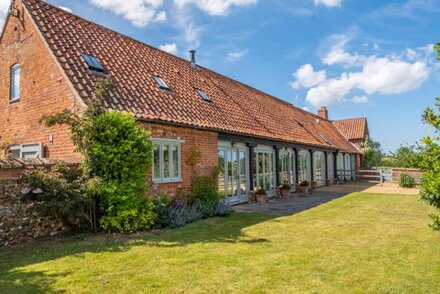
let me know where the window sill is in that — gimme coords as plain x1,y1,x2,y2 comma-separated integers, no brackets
153,179,183,184
9,98,20,104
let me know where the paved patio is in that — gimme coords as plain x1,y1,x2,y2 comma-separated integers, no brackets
233,182,420,215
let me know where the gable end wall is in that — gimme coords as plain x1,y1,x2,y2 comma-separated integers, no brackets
0,1,80,159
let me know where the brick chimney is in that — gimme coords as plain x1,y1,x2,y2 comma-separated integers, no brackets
318,107,328,119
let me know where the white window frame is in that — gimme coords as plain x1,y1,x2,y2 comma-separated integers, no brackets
10,63,21,101
9,143,44,159
152,138,183,183
153,76,170,90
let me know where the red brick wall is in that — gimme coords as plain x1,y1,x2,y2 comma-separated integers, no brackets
392,168,421,183
0,2,82,160
142,122,219,196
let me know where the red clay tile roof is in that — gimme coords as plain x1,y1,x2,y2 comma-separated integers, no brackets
22,0,359,154
333,118,369,141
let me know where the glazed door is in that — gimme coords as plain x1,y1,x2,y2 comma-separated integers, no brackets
254,151,276,196
218,148,248,203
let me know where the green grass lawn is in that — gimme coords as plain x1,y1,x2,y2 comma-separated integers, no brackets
1,192,439,293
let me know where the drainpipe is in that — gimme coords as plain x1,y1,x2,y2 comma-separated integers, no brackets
294,148,299,184
248,143,256,191
342,153,346,180
274,147,280,186
309,149,314,182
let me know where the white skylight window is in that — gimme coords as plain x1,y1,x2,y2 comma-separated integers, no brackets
319,133,331,144
197,89,211,102
153,76,170,90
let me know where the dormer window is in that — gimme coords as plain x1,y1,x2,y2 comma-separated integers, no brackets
153,76,170,90
197,89,211,102
10,64,21,101
81,53,105,72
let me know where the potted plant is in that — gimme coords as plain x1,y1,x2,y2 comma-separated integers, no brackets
255,188,267,204
325,179,332,187
300,180,310,194
310,181,317,190
296,183,302,193
281,183,291,198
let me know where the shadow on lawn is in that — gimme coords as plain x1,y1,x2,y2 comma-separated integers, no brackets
0,212,276,293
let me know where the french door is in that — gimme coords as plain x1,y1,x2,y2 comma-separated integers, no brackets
279,151,295,191
254,150,276,196
314,152,325,186
218,148,248,203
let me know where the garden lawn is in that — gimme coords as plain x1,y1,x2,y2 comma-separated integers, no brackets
1,192,439,293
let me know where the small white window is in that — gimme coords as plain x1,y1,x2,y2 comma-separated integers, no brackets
9,143,44,159
153,76,170,90
10,64,21,101
197,89,211,102
152,139,182,183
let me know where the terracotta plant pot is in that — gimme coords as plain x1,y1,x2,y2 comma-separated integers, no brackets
256,193,267,204
281,189,291,198
248,191,257,203
310,181,317,189
300,185,310,194
325,179,332,187
296,185,302,193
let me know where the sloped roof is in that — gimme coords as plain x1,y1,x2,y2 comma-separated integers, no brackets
333,118,369,141
21,0,359,154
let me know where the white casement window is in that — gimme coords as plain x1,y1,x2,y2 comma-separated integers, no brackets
10,64,21,101
9,143,44,159
152,138,183,183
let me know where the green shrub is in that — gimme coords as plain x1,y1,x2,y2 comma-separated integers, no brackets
281,183,291,190
44,79,154,233
399,173,416,188
188,175,223,217
256,188,267,195
300,180,309,187
151,192,173,228
19,164,97,232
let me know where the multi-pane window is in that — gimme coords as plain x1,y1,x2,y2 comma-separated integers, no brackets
9,143,44,159
279,152,294,185
152,139,181,183
10,64,21,101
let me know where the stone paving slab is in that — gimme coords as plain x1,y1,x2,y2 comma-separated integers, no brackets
233,191,347,215
233,182,420,215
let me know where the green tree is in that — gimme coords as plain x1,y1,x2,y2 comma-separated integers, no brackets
363,136,383,168
44,79,154,232
383,145,423,168
420,42,440,230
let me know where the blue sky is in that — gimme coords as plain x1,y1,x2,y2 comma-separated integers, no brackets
1,0,439,152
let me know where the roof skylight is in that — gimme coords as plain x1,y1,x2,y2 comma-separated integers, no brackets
81,53,105,72
197,89,212,102
153,76,170,90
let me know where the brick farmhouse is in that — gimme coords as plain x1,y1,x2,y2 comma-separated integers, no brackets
1,0,369,203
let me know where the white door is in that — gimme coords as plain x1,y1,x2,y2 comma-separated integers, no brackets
254,150,276,196
314,152,325,186
218,147,248,203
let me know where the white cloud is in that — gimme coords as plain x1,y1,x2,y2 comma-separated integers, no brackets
290,64,327,89
0,1,9,33
352,95,368,104
159,43,178,55
322,32,366,67
59,6,73,13
314,0,342,8
174,0,257,16
292,40,432,108
89,0,167,27
226,49,248,61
